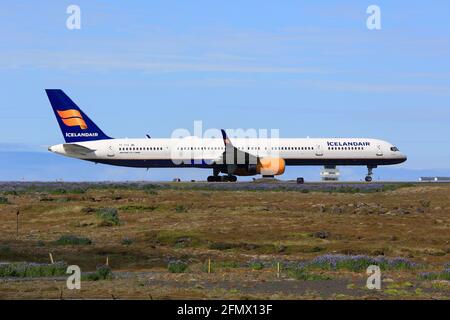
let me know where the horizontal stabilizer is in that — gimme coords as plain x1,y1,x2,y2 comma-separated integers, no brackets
62,143,96,155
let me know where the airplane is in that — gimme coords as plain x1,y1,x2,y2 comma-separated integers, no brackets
46,89,407,182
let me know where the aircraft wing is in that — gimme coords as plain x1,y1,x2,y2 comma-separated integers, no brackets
214,129,259,166
62,143,96,156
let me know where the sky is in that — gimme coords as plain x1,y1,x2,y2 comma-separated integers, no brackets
0,1,449,181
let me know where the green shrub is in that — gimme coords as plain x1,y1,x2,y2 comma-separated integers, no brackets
336,187,360,194
287,267,331,281
419,200,431,208
202,261,240,272
380,185,398,192
119,205,157,212
142,184,160,190
3,190,18,196
81,206,96,214
96,207,120,226
0,262,67,277
121,237,133,245
168,260,188,273
0,245,11,254
69,188,86,194
50,188,85,195
249,262,264,270
142,184,160,195
419,269,450,281
0,196,10,204
55,235,92,245
153,231,204,248
50,188,67,195
209,242,235,250
39,196,54,202
83,264,113,281
175,205,187,213
36,241,45,247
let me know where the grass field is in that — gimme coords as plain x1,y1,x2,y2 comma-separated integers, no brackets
0,182,449,299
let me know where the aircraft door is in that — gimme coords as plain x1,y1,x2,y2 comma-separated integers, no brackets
107,145,115,157
315,144,323,156
376,144,383,156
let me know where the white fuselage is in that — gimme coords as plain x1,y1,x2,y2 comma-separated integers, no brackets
49,137,407,169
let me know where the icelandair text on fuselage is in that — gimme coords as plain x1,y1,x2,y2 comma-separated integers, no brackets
66,132,98,138
327,141,370,147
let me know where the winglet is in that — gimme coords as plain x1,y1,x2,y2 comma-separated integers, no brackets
221,129,231,146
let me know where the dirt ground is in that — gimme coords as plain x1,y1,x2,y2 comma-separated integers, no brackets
0,182,449,299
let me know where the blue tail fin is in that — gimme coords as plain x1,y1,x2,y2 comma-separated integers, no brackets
45,89,111,143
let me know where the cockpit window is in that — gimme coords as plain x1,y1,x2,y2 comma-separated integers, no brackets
390,146,399,152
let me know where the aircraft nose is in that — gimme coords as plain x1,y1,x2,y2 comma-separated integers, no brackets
400,153,407,162
48,146,53,152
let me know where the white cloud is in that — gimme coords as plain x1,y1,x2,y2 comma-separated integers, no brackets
0,50,329,75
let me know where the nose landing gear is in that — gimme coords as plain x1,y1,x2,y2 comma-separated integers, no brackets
207,168,237,182
365,165,376,182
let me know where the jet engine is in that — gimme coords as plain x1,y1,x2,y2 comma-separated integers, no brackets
224,158,285,176
258,157,286,176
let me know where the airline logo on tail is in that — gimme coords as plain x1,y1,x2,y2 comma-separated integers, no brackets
57,109,88,130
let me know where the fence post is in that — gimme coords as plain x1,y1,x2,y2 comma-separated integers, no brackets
16,210,19,238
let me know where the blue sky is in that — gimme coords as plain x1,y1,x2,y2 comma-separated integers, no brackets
0,1,449,181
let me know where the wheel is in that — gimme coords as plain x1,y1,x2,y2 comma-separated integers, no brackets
207,176,218,182
220,175,237,182
365,176,372,182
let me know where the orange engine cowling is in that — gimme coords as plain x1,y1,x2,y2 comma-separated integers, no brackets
257,157,285,176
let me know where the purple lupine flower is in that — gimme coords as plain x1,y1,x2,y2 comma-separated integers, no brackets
308,254,416,271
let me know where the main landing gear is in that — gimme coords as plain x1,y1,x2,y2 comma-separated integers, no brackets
365,165,376,182
207,175,237,182
207,168,237,182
